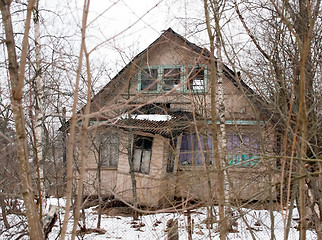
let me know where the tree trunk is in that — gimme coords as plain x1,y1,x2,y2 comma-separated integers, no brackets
60,0,89,238
203,1,226,239
32,0,44,219
71,36,92,240
0,0,44,239
127,127,139,220
0,194,10,229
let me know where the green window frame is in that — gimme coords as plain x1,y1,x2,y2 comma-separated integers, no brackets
138,66,160,93
138,65,207,93
185,65,207,93
227,133,259,167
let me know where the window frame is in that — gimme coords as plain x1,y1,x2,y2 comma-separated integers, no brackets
162,66,182,91
99,131,119,167
138,65,207,93
179,133,213,166
138,66,160,93
226,133,259,167
184,65,207,93
132,135,153,174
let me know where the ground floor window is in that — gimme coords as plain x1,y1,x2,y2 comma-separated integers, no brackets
99,132,119,167
133,135,153,174
167,138,177,172
179,133,213,165
227,133,259,167
178,132,259,167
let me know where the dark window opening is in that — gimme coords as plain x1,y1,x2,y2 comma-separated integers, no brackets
132,136,153,174
163,67,181,91
141,68,158,91
187,67,205,91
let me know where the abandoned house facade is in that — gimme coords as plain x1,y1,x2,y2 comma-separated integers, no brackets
80,28,277,207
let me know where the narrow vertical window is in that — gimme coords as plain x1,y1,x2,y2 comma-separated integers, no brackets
167,138,177,173
99,132,119,167
132,136,153,174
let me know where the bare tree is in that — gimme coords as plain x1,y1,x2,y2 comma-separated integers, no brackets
0,0,44,238
233,0,322,239
203,1,227,238
60,0,90,238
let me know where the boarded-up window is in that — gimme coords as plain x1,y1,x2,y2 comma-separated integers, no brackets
133,136,153,174
227,133,259,167
179,133,213,165
99,132,119,167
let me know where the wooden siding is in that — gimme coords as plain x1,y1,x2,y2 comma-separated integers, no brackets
80,29,277,207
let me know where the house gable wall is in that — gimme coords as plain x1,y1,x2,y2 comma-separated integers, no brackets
82,29,277,207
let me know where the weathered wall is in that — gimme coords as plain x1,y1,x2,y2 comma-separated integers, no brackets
81,30,277,207
115,133,169,207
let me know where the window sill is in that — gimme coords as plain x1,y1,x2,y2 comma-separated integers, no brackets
100,166,118,170
178,165,212,171
139,90,207,94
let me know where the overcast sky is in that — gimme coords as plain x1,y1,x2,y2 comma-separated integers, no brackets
39,0,210,76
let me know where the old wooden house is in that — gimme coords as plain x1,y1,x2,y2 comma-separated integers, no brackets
81,28,277,207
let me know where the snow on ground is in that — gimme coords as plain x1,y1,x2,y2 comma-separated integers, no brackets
0,197,318,239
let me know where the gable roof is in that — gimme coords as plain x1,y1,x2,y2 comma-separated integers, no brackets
87,28,210,110
73,28,273,130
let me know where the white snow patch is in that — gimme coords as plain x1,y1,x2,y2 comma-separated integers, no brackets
0,200,318,240
121,114,172,121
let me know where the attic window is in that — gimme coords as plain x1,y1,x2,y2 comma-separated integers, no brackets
138,65,207,93
140,68,158,91
187,67,205,91
163,67,181,91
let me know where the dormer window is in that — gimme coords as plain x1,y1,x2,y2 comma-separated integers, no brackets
138,65,207,93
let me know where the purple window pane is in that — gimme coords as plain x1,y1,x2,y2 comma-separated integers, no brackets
180,134,193,164
180,133,213,165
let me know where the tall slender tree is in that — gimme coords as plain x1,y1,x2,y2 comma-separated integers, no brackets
0,0,44,239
